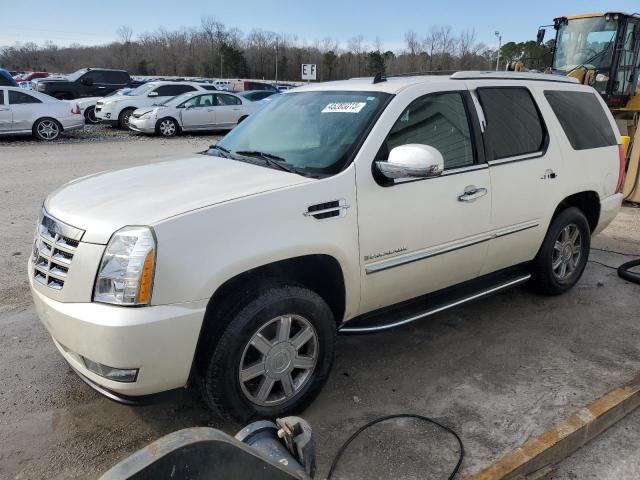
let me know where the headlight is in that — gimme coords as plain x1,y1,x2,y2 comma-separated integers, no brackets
94,226,156,306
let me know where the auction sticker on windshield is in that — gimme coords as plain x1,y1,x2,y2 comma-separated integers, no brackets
322,102,367,113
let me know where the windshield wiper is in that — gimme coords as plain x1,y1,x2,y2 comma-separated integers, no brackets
207,144,232,158
235,150,296,173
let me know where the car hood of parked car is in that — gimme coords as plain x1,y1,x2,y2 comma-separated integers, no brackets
44,154,313,243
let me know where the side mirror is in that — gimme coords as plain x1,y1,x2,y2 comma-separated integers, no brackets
536,28,546,45
81,77,94,86
376,144,444,180
148,91,159,97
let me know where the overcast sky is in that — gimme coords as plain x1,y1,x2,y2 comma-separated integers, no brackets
1,1,637,51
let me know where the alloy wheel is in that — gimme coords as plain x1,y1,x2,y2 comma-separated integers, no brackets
159,120,176,136
239,314,318,407
552,224,582,280
37,120,60,140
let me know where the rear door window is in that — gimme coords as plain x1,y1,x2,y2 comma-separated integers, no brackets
0,90,4,104
217,94,241,106
9,90,42,104
544,90,617,150
477,87,546,160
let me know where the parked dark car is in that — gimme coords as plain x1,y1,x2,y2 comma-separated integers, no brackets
34,68,131,99
0,68,18,86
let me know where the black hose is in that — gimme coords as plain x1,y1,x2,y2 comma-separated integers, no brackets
618,259,640,284
326,414,464,480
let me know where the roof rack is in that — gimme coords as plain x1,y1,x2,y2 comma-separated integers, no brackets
450,71,579,84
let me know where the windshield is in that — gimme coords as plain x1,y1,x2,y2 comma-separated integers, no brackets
553,17,618,72
67,68,90,81
211,91,390,176
129,83,158,96
161,92,195,106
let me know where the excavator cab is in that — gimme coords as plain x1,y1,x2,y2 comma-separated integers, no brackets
546,13,640,111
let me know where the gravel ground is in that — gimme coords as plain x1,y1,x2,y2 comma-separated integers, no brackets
1,135,639,479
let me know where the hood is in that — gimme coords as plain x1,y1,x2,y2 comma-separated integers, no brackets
133,106,162,116
44,155,312,244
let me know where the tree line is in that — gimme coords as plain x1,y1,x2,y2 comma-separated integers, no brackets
0,18,550,80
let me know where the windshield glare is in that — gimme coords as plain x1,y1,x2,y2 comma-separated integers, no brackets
213,91,390,176
553,17,617,71
162,92,195,106
67,68,89,81
129,83,158,96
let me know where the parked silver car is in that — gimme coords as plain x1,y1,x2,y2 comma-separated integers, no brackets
128,91,258,137
0,87,84,141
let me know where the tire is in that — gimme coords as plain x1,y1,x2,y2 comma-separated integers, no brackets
200,283,336,422
117,108,135,129
84,106,99,124
156,118,179,137
33,118,62,141
530,207,591,295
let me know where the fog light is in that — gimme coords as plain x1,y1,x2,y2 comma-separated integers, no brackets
105,113,111,118
82,357,138,383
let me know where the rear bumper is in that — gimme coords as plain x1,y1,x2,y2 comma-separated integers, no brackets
594,193,623,235
61,120,84,132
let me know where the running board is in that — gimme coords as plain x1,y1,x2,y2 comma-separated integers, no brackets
340,270,531,334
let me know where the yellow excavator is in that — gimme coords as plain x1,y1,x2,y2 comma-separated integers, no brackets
537,12,640,203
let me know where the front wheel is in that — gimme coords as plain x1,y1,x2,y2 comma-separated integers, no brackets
118,108,135,129
200,283,336,422
84,106,99,124
530,207,590,295
156,118,179,137
33,118,61,141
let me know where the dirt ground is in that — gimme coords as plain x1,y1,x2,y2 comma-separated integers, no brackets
1,130,639,479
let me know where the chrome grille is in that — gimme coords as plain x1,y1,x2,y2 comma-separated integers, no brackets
32,210,85,290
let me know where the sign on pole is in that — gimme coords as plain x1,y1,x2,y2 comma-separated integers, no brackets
301,64,317,81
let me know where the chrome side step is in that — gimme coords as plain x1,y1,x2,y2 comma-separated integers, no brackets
340,273,531,334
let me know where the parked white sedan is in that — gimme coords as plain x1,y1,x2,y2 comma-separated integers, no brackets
0,87,83,141
129,91,258,137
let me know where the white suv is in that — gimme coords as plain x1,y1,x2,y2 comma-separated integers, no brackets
95,81,217,128
30,71,624,421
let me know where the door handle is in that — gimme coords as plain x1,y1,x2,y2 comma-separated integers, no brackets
458,186,488,202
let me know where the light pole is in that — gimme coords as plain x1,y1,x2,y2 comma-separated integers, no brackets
495,31,502,71
275,36,279,84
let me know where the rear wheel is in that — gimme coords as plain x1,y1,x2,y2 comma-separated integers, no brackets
200,283,336,422
156,118,179,137
118,108,135,129
33,118,61,141
530,207,590,295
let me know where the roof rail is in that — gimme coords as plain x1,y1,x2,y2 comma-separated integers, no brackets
450,71,579,84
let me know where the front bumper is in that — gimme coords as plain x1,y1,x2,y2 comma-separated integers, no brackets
30,273,207,397
95,106,118,126
128,116,157,134
594,193,623,235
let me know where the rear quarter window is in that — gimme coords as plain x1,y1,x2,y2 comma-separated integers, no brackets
544,90,617,150
477,87,546,160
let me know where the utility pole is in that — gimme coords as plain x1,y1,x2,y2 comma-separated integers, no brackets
275,36,279,84
495,31,502,71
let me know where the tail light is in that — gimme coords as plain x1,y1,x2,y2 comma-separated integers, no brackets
616,143,626,193
71,104,81,115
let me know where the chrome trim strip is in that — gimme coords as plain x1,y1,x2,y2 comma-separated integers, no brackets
340,274,531,333
365,221,540,274
488,151,543,165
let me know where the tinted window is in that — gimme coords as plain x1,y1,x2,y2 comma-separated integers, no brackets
217,94,241,106
9,90,42,104
383,92,475,170
0,91,3,104
544,90,617,150
477,87,545,160
102,71,126,84
201,85,217,91
155,85,196,96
